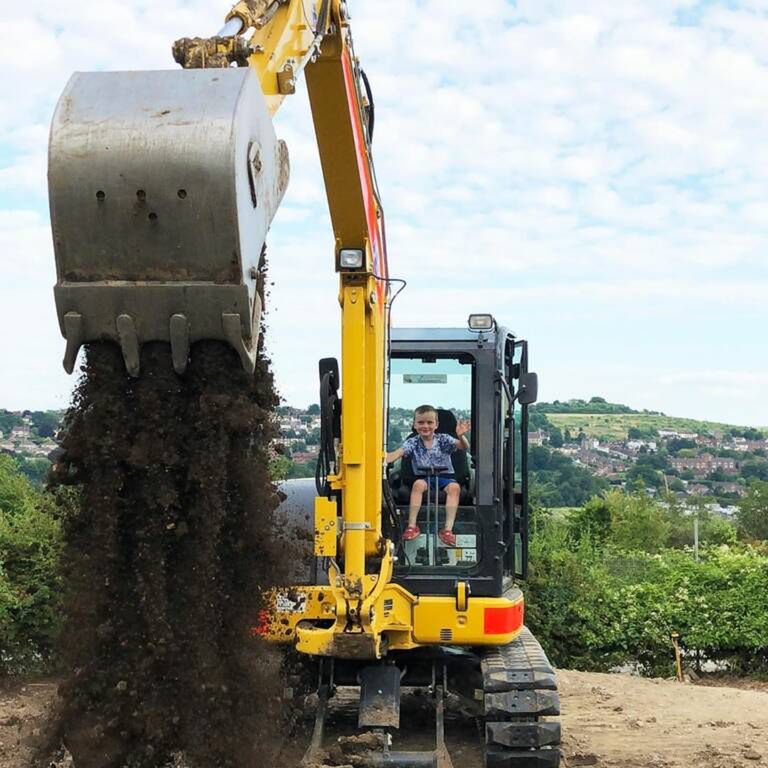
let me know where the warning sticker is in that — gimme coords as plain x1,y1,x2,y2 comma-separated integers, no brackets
403,374,448,384
275,592,307,614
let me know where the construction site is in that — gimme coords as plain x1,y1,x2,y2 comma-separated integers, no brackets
1,1,767,767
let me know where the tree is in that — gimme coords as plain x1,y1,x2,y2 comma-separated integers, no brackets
605,490,670,553
628,426,658,440
549,426,564,448
736,481,768,541
16,457,50,487
0,456,62,672
0,410,22,437
269,454,292,481
0,456,38,517
626,463,663,490
529,447,608,507
741,460,768,482
27,411,61,439
568,496,611,545
667,438,696,454
307,403,320,415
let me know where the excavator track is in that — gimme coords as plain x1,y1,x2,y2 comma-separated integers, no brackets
480,627,561,767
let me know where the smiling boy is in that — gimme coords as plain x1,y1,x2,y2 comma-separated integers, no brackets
386,404,470,546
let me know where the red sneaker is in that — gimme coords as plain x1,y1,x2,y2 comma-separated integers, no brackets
402,525,421,541
438,528,456,547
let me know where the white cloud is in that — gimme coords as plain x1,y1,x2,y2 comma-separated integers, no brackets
0,0,767,425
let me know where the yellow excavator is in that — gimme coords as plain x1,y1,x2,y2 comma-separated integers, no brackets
48,2,560,765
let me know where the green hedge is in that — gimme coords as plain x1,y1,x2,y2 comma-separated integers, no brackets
525,524,768,674
0,456,63,673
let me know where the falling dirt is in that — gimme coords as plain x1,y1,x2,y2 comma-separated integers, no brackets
39,340,296,767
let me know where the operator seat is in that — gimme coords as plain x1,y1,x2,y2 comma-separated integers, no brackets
390,408,472,505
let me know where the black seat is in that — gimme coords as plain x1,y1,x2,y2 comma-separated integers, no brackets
390,408,472,505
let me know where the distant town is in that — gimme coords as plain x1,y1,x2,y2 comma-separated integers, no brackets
2,401,766,515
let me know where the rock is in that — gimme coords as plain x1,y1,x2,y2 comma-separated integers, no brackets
684,667,700,682
743,750,762,761
0,715,20,727
570,753,600,766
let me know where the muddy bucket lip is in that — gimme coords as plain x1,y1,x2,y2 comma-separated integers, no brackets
54,283,260,376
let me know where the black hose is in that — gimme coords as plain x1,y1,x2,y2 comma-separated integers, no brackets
360,68,374,140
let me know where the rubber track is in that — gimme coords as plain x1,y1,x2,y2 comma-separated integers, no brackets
480,627,561,767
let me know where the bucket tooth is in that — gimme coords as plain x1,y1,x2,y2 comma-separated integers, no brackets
170,314,190,375
222,312,257,374
62,312,84,374
116,314,141,377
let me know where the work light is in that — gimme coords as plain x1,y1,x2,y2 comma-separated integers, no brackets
468,314,495,331
339,249,365,269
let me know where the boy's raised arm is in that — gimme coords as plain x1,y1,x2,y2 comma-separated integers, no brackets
455,419,471,451
386,446,404,464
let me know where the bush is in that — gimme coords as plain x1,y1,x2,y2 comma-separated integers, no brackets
525,500,768,675
736,481,768,540
0,456,63,673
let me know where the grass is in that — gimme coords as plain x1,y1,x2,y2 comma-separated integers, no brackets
547,413,752,441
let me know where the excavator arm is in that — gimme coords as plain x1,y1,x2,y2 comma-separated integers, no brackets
50,0,392,655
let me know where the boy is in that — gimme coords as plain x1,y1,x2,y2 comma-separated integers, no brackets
386,404,470,547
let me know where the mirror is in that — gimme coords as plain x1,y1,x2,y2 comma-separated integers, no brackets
517,372,538,405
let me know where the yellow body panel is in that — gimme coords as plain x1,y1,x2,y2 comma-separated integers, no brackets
241,1,329,113
261,585,524,653
314,496,338,557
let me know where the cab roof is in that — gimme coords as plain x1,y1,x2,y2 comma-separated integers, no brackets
390,327,499,342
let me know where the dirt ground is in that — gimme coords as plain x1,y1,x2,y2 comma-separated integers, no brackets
2,670,767,767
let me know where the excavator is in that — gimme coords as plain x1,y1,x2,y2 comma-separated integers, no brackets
48,1,561,765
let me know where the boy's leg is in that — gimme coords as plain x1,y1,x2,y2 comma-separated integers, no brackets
443,482,461,531
408,479,427,528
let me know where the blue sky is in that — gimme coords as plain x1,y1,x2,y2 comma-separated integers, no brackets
1,0,767,425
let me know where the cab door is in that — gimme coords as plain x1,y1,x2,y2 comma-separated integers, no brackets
502,338,531,581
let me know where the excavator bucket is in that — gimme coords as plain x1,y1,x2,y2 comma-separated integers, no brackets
49,67,289,376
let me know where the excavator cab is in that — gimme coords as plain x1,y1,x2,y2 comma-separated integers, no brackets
387,320,536,592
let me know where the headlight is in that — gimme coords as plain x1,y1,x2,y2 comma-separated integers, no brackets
468,313,495,331
339,248,364,269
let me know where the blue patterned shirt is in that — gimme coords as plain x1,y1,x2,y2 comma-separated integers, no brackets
402,433,458,475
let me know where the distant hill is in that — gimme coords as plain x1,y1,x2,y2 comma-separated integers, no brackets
531,399,765,441
532,397,662,416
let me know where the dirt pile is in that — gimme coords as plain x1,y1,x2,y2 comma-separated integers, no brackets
45,340,293,767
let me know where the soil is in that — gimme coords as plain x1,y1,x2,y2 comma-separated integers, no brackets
40,340,296,767
6,671,766,767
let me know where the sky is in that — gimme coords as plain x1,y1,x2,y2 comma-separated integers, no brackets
1,0,767,425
